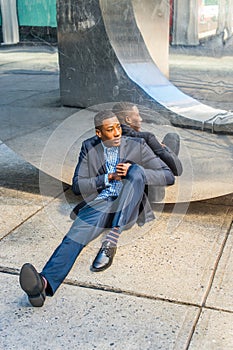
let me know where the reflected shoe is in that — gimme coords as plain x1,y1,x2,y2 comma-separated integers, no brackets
148,185,165,203
162,132,180,155
19,263,46,307
91,241,117,272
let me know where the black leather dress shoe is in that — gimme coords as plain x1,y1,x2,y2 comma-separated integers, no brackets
19,263,46,307
91,241,117,272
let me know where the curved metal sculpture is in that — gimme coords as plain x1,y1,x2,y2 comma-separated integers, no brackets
0,0,232,203
57,0,233,134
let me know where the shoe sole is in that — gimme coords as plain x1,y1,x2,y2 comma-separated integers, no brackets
19,263,45,307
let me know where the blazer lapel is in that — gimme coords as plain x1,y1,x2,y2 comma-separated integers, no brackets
95,138,106,173
119,137,127,162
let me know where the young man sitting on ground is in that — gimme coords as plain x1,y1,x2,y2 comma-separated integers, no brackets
19,110,175,307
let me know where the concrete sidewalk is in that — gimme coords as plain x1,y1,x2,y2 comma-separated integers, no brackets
0,45,233,349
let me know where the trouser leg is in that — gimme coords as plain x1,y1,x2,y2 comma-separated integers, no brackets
92,165,151,271
111,164,149,229
41,237,84,296
41,199,113,295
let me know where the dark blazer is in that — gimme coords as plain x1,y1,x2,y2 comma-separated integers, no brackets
70,135,174,222
72,135,175,199
121,124,183,176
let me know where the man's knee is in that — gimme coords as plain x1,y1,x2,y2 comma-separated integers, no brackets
126,164,145,184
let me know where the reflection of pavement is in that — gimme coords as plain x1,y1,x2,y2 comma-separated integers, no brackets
169,43,233,112
0,45,233,349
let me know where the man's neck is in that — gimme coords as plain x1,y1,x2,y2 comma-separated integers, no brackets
101,141,120,149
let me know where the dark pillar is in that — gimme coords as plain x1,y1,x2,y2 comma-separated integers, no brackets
57,0,164,109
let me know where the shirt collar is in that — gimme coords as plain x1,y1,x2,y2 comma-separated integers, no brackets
101,141,119,151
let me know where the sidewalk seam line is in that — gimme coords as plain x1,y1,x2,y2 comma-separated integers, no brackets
1,266,233,315
201,213,232,307
185,213,233,349
0,186,69,241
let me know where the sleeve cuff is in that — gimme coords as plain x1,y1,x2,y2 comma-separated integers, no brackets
105,174,110,187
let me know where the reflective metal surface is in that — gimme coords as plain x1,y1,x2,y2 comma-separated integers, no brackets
0,1,233,202
0,47,232,203
57,0,233,133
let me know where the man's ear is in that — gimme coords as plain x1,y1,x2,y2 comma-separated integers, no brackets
125,116,131,125
96,128,101,138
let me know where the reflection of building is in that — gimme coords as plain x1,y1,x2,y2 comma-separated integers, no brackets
0,0,57,44
170,0,233,45
171,0,199,45
0,0,19,44
216,0,233,39
198,0,219,38
0,1,232,46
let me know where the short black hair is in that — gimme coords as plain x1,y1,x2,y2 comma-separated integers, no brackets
112,102,136,123
94,110,117,129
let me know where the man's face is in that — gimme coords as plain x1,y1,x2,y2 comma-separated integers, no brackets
96,116,122,147
126,105,142,132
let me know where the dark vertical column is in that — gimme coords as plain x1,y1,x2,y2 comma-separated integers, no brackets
57,0,124,107
56,0,162,109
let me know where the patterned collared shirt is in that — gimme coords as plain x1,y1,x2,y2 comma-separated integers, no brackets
96,143,123,199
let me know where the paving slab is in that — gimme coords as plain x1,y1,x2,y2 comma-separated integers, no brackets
0,187,232,306
0,143,42,239
189,308,233,350
0,273,199,350
206,224,233,312
68,200,233,305
0,190,77,269
0,143,68,239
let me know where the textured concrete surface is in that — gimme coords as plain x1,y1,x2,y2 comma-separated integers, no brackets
206,225,233,312
1,273,199,350
0,140,233,349
1,191,232,306
0,143,42,239
189,309,233,350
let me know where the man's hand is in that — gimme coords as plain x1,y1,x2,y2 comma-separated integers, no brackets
108,173,122,181
116,162,132,177
108,163,132,181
